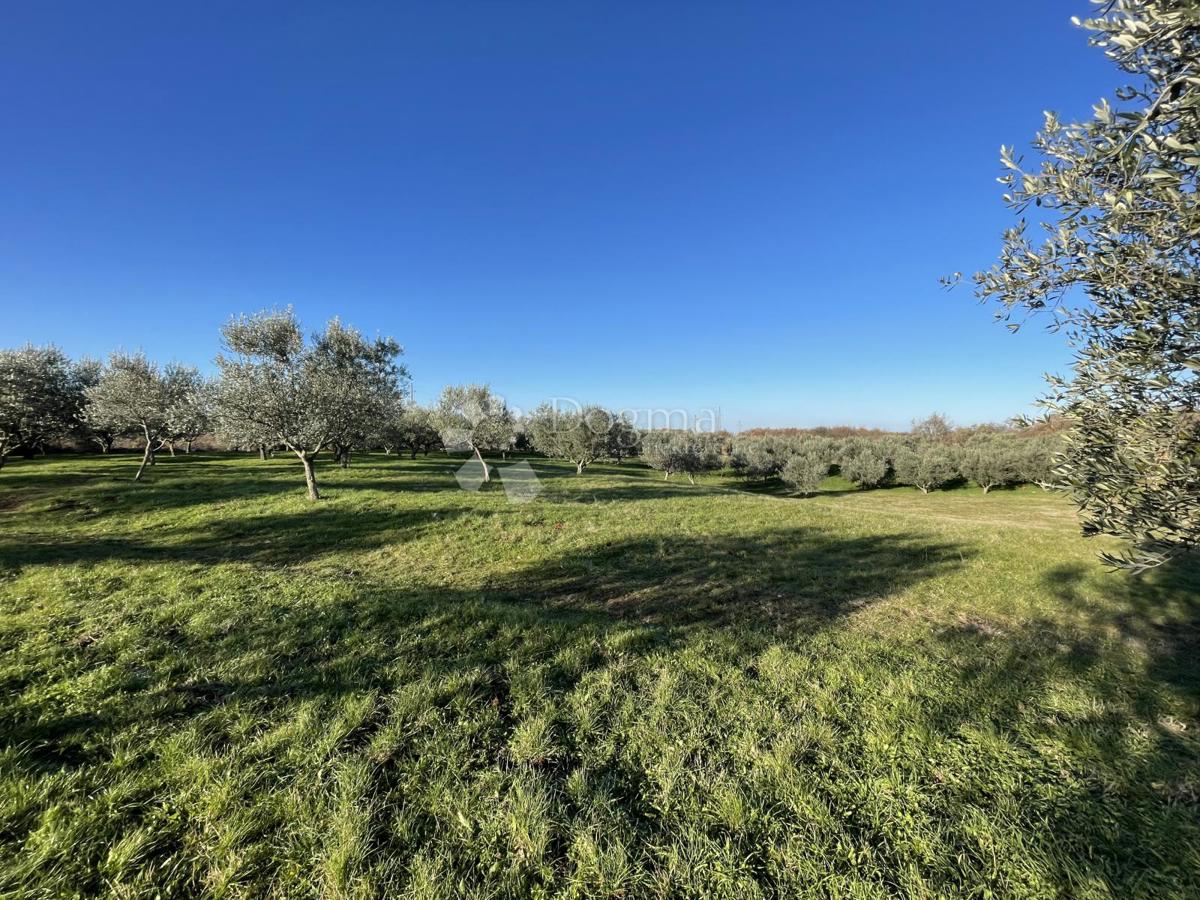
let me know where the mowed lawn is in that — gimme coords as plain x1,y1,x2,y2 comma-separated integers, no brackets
1,454,1198,899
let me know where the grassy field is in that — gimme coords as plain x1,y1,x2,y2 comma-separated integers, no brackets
1,453,1198,898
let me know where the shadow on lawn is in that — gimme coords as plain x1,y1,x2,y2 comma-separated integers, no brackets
0,452,469,512
1044,554,1200,700
5,525,970,743
915,555,1200,893
0,505,473,569
6,518,1200,893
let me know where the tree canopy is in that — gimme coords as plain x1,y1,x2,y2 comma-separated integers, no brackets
966,0,1199,570
0,345,89,469
214,308,406,499
433,385,515,482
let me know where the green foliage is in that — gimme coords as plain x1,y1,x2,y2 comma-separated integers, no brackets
892,442,959,494
968,0,1200,570
780,451,829,496
641,431,720,484
528,405,642,471
377,404,441,458
605,413,641,463
1,454,1197,896
957,439,1023,493
214,308,406,498
0,345,91,466
838,439,891,489
433,384,515,455
85,353,199,480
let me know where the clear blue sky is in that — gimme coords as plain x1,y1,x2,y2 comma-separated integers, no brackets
0,1,1113,430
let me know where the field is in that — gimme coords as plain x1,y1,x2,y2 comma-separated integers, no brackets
1,453,1198,898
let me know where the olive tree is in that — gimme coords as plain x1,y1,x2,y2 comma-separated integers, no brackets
963,0,1199,570
163,371,215,454
730,435,789,480
891,443,959,494
86,353,195,481
839,441,889,489
0,345,90,468
379,405,441,458
781,451,828,496
606,413,641,463
958,441,1020,494
72,357,123,453
1017,436,1061,491
433,384,514,482
527,403,615,474
641,431,719,484
214,309,405,500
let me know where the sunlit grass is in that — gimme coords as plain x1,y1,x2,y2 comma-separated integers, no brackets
2,452,1198,897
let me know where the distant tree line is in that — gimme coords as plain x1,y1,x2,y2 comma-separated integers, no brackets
635,415,1062,496
0,337,1065,503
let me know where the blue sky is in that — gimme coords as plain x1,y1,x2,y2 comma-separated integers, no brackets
0,1,1113,430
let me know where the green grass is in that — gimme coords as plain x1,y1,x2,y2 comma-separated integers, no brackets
1,452,1198,898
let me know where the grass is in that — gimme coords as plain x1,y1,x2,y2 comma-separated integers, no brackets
1,452,1198,898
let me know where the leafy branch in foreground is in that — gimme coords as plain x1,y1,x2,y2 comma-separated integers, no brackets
967,0,1199,571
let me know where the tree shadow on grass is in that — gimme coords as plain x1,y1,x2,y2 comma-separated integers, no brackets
910,555,1200,895
0,505,474,571
4,525,970,748
1042,553,1200,702
8,524,1200,894
0,454,308,517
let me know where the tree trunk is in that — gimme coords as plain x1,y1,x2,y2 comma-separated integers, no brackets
576,461,585,475
473,446,490,482
259,444,268,460
299,452,319,500
134,439,154,481
982,484,992,494
410,448,418,460
167,441,176,457
687,473,696,485
664,470,670,480
185,440,193,453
